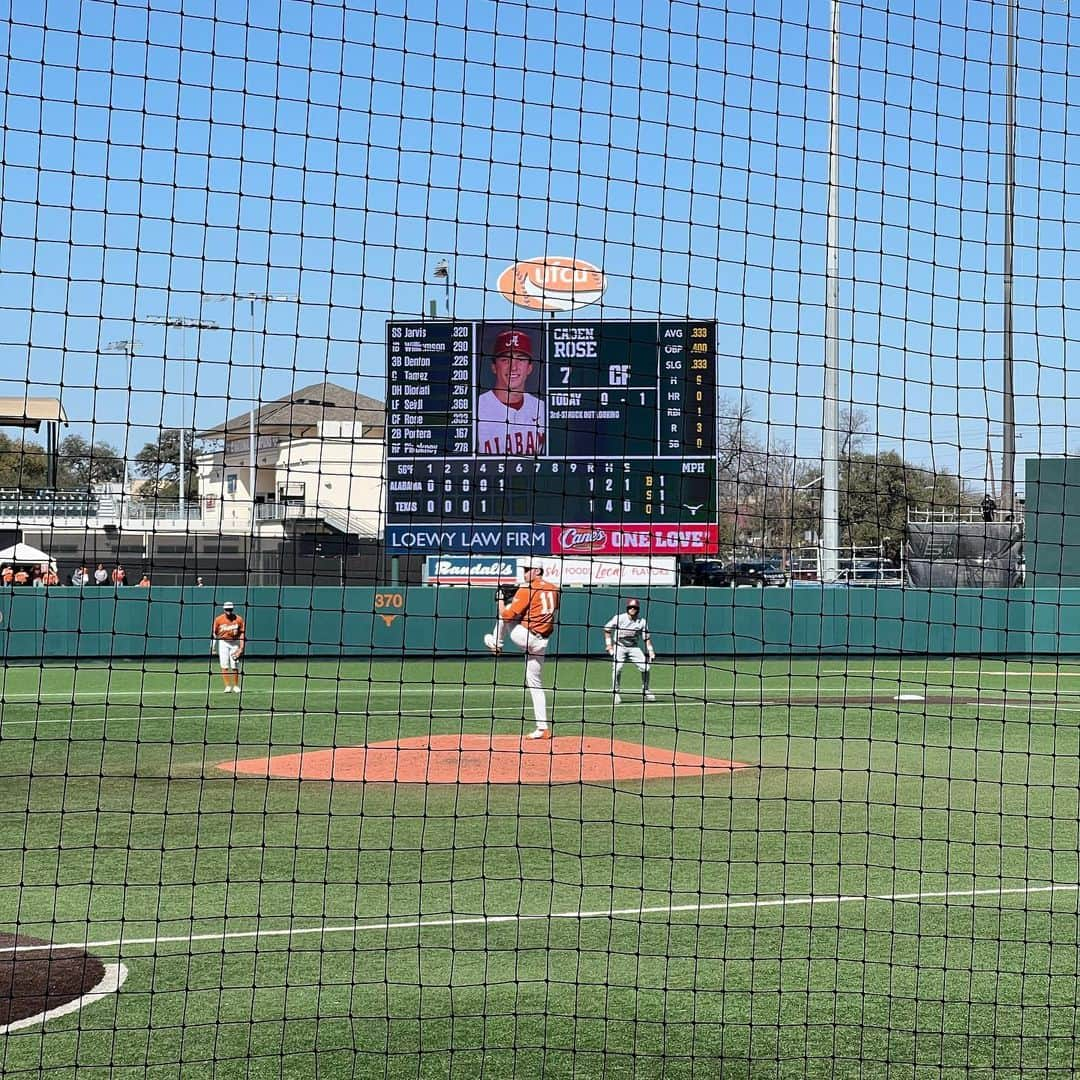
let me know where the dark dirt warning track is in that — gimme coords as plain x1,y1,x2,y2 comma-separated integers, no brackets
219,735,747,785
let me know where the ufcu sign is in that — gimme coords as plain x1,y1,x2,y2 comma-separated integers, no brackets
496,257,606,312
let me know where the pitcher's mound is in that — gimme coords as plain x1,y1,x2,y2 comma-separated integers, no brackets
219,735,746,785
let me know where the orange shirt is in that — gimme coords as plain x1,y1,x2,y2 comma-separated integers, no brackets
501,579,560,637
212,613,246,641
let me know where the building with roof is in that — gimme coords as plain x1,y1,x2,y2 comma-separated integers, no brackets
194,381,386,539
0,383,395,586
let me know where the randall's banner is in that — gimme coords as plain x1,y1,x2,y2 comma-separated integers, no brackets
424,556,518,585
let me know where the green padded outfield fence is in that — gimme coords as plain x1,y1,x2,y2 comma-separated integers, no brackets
0,586,1074,659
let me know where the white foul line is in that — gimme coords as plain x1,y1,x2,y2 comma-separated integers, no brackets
3,883,1076,958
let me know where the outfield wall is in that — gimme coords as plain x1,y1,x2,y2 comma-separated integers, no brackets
0,586,1073,659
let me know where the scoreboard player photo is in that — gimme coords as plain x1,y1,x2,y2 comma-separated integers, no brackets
475,326,547,456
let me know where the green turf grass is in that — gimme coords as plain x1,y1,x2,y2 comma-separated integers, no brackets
2,657,1079,1079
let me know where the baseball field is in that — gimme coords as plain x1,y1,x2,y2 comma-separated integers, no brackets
2,654,1079,1079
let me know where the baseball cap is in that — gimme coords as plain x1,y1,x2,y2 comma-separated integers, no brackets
223,601,235,610
493,329,533,359
626,598,640,609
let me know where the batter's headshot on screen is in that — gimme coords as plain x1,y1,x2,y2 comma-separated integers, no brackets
475,326,547,456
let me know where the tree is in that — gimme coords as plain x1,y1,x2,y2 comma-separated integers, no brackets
714,396,768,552
134,429,199,499
839,450,963,549
0,432,48,490
56,435,125,489
839,407,871,459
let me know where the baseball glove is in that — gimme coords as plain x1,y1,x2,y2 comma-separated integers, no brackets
498,583,519,602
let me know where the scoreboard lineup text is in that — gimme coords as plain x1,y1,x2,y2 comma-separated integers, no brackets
386,320,718,554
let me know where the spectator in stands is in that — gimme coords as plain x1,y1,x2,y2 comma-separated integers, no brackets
44,567,58,586
195,576,205,587
137,573,151,587
111,565,127,587
13,567,29,585
31,566,43,587
93,563,108,585
1,565,12,586
71,565,89,586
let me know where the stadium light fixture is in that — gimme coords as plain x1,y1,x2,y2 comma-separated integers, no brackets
143,315,220,516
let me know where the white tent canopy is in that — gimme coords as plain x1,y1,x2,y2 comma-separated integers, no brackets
0,542,57,571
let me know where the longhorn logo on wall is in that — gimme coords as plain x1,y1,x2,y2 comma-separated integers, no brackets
496,257,606,312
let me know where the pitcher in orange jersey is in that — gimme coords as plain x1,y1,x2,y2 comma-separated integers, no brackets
211,601,246,695
483,563,560,740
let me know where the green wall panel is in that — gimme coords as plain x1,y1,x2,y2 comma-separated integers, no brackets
0,585,1075,659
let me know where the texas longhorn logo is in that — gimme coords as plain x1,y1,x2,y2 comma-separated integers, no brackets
496,257,606,313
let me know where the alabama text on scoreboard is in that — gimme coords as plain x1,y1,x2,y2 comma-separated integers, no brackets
385,319,718,554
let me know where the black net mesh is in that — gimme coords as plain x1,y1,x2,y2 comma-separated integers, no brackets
0,3,1075,1079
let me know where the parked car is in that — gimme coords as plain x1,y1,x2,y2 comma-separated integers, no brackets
836,559,903,586
683,559,787,587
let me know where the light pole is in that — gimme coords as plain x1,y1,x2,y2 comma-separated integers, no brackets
1000,0,1018,514
821,0,842,584
432,259,451,317
144,315,219,515
102,338,142,496
202,292,298,515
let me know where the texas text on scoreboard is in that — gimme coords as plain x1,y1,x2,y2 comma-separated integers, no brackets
385,319,718,555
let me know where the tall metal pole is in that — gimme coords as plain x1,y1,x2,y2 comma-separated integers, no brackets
179,324,187,513
102,338,142,498
249,297,257,510
203,292,297,521
999,0,1017,515
144,315,219,514
821,0,842,582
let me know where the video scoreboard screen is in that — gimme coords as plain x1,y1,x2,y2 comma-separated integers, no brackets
385,319,718,555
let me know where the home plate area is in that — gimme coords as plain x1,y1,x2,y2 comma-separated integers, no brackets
219,735,747,785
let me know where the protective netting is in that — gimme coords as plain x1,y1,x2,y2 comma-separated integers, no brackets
1,2,1078,1079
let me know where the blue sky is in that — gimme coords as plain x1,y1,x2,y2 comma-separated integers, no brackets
0,0,1076,491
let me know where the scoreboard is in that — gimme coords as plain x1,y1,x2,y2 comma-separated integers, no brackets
385,319,718,555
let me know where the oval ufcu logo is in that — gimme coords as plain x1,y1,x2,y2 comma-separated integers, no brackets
497,257,606,312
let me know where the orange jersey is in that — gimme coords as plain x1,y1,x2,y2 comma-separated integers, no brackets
502,579,560,637
212,613,246,641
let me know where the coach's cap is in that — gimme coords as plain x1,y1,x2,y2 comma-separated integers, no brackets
222,601,235,610
493,329,533,359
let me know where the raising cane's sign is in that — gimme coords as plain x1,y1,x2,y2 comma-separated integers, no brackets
552,525,719,556
496,256,606,312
